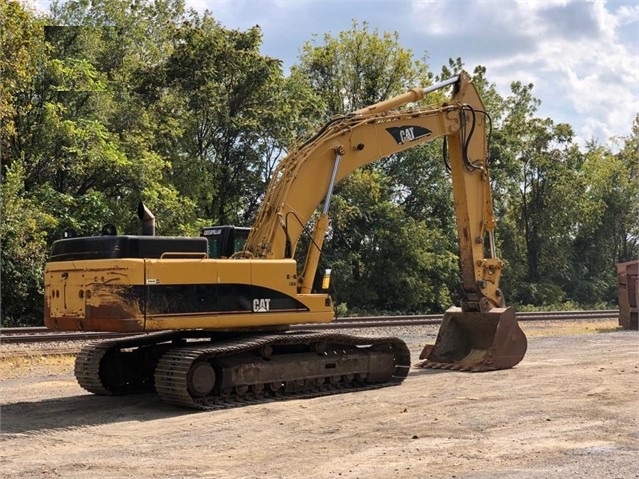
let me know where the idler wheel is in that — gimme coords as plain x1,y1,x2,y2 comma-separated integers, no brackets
187,361,216,398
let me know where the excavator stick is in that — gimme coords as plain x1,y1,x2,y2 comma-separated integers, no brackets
416,306,527,372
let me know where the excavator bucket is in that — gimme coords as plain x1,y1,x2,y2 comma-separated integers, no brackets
416,306,527,371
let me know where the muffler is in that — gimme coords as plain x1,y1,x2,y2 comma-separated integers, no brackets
416,306,527,371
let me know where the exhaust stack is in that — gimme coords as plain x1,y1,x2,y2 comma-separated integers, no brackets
137,202,156,236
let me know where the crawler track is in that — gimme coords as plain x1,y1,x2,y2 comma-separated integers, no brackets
71,330,411,410
154,331,410,410
74,331,207,395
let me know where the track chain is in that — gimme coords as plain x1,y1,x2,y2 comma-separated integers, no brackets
74,331,189,395
154,331,411,410
75,341,113,395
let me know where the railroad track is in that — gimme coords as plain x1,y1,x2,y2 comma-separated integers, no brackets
1,310,619,345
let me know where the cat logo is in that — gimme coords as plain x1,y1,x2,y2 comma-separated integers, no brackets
252,298,271,312
386,125,432,145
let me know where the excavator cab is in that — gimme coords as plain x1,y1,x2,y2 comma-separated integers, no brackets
418,306,527,371
201,226,251,259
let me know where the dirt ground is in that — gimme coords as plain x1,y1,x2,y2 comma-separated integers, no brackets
1,321,638,479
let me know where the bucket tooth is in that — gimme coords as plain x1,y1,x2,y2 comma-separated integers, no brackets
416,306,527,371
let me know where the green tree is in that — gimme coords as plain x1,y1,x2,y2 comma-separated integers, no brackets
1,0,46,173
494,80,587,306
294,20,431,115
139,13,319,226
1,0,198,324
1,1,53,325
327,169,457,313
569,121,639,304
45,0,197,235
1,161,56,326
294,22,464,313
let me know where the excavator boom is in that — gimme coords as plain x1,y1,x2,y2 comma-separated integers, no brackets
241,73,526,370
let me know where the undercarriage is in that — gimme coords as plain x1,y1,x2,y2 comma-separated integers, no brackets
75,330,411,410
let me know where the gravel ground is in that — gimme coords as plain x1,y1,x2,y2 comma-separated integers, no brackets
1,319,637,479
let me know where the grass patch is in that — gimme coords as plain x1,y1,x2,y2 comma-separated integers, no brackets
521,320,622,337
0,354,76,380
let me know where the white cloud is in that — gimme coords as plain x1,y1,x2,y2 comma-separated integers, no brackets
404,0,638,148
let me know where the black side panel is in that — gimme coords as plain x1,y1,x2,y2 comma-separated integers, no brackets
146,284,309,315
49,236,208,262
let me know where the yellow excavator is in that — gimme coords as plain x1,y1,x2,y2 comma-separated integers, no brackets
44,72,527,409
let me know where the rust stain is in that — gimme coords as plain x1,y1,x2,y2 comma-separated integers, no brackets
45,284,145,333
84,284,144,332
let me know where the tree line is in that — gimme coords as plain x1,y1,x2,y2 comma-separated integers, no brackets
2,0,637,326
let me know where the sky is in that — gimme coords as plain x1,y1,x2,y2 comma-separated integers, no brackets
193,0,639,150
35,0,639,150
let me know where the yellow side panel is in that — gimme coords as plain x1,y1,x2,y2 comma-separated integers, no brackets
143,258,298,293
144,258,225,285
249,259,298,296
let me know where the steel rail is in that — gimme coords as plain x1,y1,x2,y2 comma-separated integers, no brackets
0,310,619,345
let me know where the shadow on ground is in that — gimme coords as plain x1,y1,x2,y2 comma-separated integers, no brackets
0,393,194,434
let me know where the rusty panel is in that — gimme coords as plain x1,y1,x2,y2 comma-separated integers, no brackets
44,259,146,332
617,260,638,330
